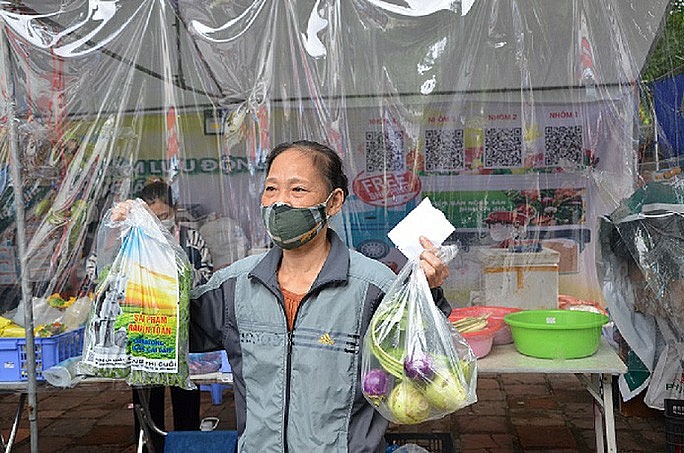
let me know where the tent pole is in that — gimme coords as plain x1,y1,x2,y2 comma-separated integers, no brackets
0,28,39,453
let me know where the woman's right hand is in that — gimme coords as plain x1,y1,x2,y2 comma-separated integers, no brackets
111,200,135,221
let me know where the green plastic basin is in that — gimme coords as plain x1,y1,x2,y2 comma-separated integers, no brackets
503,309,609,359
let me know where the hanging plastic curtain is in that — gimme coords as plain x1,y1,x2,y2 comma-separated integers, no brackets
0,0,677,416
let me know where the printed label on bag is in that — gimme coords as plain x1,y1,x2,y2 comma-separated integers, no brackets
82,227,180,374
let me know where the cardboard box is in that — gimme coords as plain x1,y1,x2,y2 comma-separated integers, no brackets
541,238,579,274
478,247,560,309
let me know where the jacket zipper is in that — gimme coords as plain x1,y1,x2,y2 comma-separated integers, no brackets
272,288,292,453
281,292,311,453
283,330,293,453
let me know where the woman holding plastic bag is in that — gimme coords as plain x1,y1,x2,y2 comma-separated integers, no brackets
79,180,213,452
189,140,453,453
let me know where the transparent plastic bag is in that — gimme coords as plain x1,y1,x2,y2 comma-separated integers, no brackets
362,245,477,424
188,351,223,375
43,356,83,388
77,199,194,389
388,444,430,453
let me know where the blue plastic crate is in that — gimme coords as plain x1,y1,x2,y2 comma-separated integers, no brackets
0,327,84,382
220,350,231,373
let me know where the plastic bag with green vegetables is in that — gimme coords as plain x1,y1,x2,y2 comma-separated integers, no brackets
361,245,476,424
77,199,194,389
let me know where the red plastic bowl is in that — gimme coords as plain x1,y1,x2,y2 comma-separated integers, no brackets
449,309,505,358
450,306,522,345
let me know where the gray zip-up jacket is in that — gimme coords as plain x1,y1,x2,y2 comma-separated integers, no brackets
189,230,451,452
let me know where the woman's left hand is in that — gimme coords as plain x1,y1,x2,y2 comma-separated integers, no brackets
418,236,450,288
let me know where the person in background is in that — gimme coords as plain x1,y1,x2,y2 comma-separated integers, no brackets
89,179,213,452
189,140,452,452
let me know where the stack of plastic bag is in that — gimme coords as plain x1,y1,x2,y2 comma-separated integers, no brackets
597,179,684,409
77,199,194,389
361,245,477,424
44,356,84,388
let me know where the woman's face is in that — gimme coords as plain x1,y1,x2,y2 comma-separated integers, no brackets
261,148,330,208
147,199,174,221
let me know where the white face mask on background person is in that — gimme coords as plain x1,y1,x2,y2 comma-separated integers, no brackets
160,216,176,232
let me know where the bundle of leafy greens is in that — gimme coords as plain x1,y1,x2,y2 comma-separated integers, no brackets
77,200,194,389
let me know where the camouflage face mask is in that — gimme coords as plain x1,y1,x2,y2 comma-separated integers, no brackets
261,193,333,250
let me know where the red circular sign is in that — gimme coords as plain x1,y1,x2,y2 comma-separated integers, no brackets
352,171,421,207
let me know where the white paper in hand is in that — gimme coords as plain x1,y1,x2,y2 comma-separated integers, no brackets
387,197,455,260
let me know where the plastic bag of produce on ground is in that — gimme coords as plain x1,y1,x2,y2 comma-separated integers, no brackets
77,199,194,389
362,245,477,424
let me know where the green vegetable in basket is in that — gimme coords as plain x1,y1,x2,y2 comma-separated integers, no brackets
451,314,489,333
35,322,66,337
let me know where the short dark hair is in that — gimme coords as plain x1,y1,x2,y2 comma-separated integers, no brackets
137,179,175,207
265,140,349,199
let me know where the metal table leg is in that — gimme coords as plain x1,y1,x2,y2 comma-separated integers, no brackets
593,392,605,453
576,373,618,453
601,373,618,453
3,392,26,453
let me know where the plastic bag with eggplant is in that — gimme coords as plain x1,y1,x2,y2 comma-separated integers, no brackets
361,245,477,424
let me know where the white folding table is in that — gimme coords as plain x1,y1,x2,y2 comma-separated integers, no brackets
477,338,627,453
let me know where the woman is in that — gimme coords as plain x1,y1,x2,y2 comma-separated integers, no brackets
189,140,452,452
104,179,214,451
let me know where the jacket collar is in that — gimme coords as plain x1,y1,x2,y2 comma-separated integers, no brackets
249,229,350,295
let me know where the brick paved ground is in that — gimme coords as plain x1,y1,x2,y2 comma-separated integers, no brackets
0,373,668,452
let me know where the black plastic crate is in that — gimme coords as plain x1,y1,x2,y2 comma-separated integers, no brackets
385,432,455,453
666,399,684,453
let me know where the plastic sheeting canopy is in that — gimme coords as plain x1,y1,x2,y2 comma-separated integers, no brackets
0,0,672,316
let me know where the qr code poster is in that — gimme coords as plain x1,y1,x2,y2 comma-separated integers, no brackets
345,100,608,182
348,106,469,177
410,101,608,176
363,127,406,174
346,110,423,208
423,128,466,173
343,109,424,263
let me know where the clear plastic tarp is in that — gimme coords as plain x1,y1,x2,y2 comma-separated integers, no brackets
3,0,684,443
1,0,671,317
600,179,684,339
1,2,681,416
597,178,684,408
